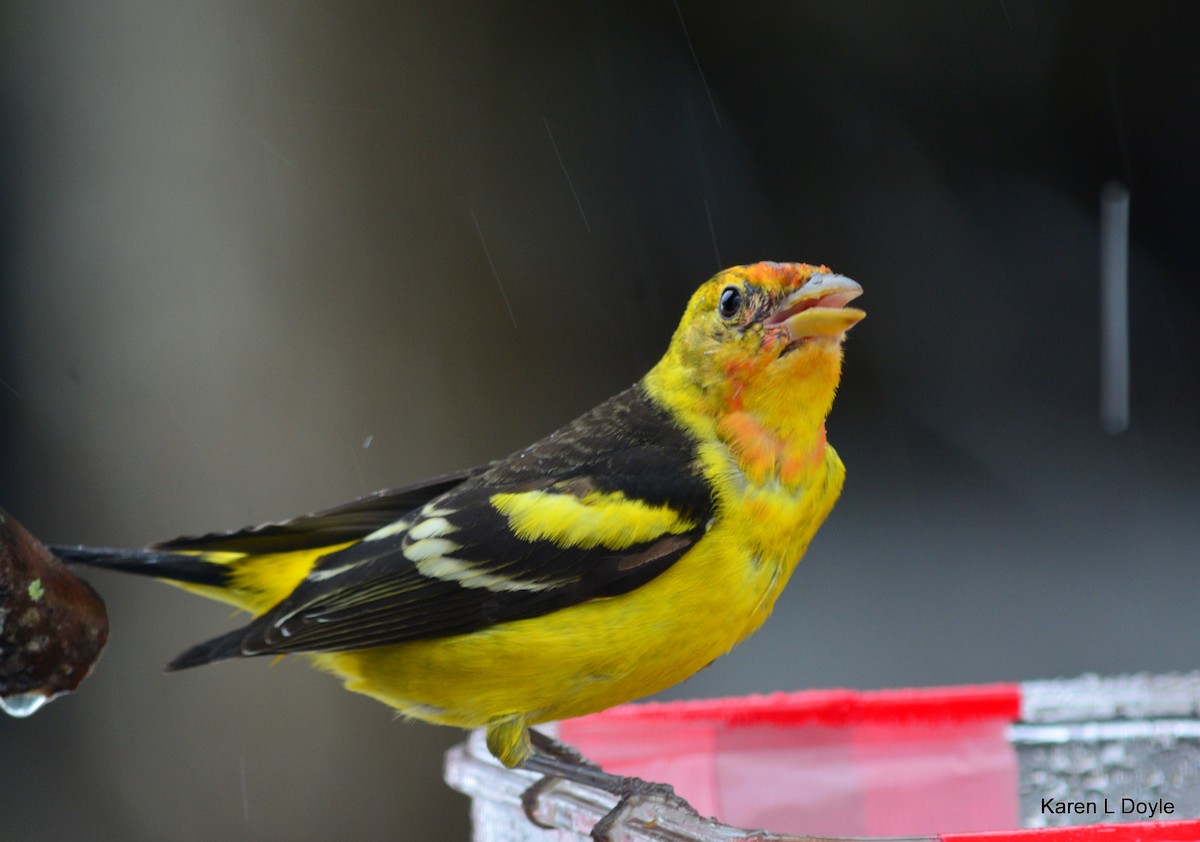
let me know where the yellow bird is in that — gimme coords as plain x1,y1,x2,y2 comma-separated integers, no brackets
57,261,863,771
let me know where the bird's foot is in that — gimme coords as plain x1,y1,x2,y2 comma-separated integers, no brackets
519,729,700,841
589,776,698,841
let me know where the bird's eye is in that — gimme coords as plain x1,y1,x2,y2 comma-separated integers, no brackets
718,286,743,320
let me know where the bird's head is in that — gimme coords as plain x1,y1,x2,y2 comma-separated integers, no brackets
648,262,864,459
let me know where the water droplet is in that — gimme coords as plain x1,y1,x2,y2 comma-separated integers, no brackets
0,691,52,717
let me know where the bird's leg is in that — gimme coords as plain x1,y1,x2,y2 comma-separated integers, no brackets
528,727,602,770
520,728,701,841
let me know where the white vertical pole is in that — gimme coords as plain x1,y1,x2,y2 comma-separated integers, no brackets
1100,182,1130,434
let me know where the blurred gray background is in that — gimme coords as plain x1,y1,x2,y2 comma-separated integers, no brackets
2,2,1197,840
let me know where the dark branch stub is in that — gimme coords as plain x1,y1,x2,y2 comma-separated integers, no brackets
0,508,109,716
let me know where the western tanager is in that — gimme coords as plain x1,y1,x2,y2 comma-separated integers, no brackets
57,261,863,772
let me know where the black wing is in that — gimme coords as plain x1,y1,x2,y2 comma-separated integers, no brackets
170,384,713,668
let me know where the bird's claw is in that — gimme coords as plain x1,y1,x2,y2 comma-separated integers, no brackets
520,775,563,830
522,770,700,841
589,777,699,840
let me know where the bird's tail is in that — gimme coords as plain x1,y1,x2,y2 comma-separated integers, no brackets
53,545,258,671
57,539,339,618
51,545,232,590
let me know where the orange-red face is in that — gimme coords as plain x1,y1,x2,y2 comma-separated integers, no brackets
668,262,864,410
645,261,864,482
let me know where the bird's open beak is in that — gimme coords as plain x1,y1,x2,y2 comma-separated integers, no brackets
763,274,865,342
